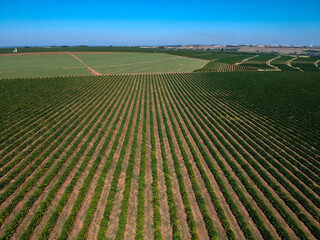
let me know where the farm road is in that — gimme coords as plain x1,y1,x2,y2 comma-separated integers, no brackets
70,54,101,76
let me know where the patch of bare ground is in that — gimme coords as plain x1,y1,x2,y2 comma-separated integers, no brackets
157,84,209,240
151,97,171,240
0,79,119,237
143,85,154,240
47,79,136,240
154,88,191,240
287,56,301,71
235,55,259,66
104,83,142,240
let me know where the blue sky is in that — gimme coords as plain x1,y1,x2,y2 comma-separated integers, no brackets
1,0,320,46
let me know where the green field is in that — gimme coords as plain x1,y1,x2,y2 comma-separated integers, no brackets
0,53,208,79
75,52,208,74
0,54,90,79
0,72,320,239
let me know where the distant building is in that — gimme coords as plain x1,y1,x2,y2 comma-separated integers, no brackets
13,48,17,53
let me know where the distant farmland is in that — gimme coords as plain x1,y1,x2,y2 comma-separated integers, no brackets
0,52,208,79
0,71,319,239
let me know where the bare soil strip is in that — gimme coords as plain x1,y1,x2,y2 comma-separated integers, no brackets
86,79,137,240
151,84,172,240
287,56,302,71
144,97,154,239
235,55,259,65
49,77,137,240
124,81,145,240
267,56,281,70
154,82,192,240
70,54,101,76
157,78,209,240
104,79,142,240
159,76,233,238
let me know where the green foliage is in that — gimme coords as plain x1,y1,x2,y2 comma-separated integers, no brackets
1,71,320,240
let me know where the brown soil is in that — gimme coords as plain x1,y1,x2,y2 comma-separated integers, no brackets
49,78,136,240
151,82,172,240
158,84,209,240
144,84,154,240
160,79,229,238
0,80,111,203
154,86,191,240
105,82,142,239
166,75,262,239
86,81,138,240
124,82,147,240
0,77,118,238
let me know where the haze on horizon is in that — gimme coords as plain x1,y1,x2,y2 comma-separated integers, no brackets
1,0,320,47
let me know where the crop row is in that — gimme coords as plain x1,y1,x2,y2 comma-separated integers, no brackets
0,76,106,168
135,77,148,239
163,74,282,239
194,75,320,176
0,76,130,239
51,75,136,240
154,76,219,239
97,78,142,239
168,73,320,239
0,76,97,143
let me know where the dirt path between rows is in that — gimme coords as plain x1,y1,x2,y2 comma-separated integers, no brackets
70,54,101,76
287,56,302,71
235,55,259,66
267,56,281,71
